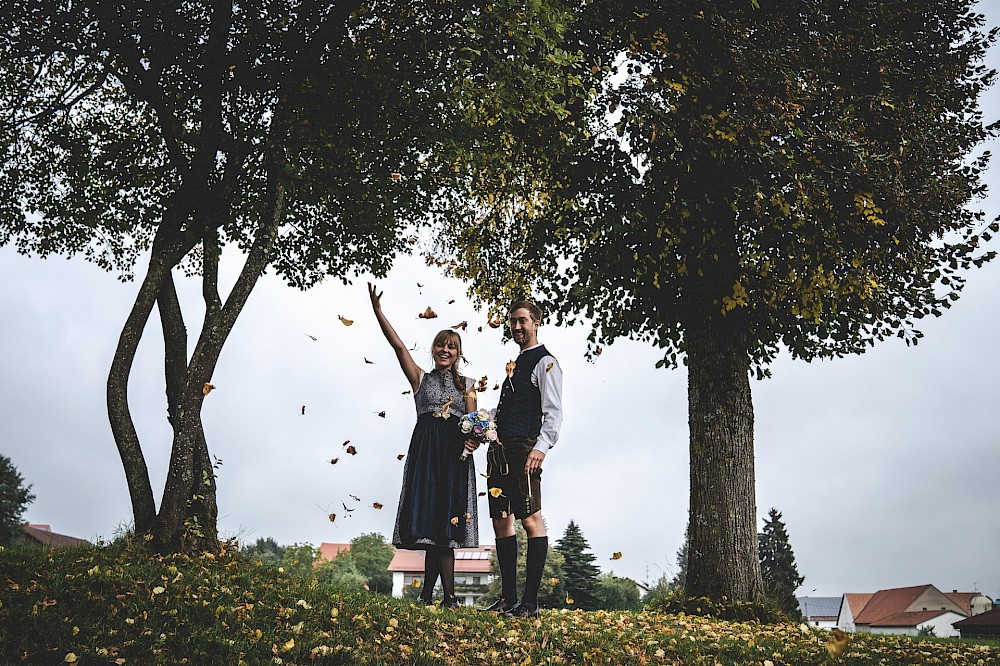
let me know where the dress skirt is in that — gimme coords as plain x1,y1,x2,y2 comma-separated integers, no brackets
392,412,479,549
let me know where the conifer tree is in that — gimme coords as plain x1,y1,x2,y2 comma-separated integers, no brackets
758,508,804,616
554,520,601,611
0,455,34,546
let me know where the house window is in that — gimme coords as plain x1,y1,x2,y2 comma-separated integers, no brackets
473,577,481,585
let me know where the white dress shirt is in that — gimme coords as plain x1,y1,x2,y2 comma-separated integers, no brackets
520,342,563,455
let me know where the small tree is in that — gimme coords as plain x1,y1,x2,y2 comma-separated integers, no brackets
277,543,319,579
554,520,601,611
0,455,35,546
316,553,369,590
596,573,642,611
758,508,804,617
241,537,284,567
345,533,394,595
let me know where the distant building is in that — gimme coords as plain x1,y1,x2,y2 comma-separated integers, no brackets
387,545,495,606
797,596,841,628
16,524,90,548
953,607,1000,639
836,584,986,637
317,542,352,562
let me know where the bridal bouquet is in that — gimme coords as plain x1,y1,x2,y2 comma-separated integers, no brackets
458,408,497,461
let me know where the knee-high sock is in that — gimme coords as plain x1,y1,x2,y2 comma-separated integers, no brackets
522,536,548,607
437,547,456,601
421,549,442,601
495,534,518,603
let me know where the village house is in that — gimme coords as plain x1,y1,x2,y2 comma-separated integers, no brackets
16,524,90,548
387,546,494,606
836,584,992,637
797,596,841,628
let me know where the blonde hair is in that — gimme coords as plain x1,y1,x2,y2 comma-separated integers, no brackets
432,329,467,392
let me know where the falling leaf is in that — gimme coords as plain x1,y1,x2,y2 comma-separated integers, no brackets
450,516,460,526
306,334,318,341
545,362,554,372
372,502,383,510
346,445,357,455
488,316,503,328
505,360,516,378
342,440,351,447
328,513,336,523
301,405,306,415
329,458,339,465
364,357,375,364
476,376,489,392
492,383,500,390
397,454,405,460
408,341,418,351
338,315,354,326
489,487,504,498
610,552,622,561
478,491,487,497
410,579,421,588
550,577,560,586
594,346,604,356
448,299,456,304
826,628,850,658
451,320,468,330
477,326,483,332
349,494,361,502
343,502,355,513
418,306,438,319
377,411,387,418
566,594,574,605
402,390,412,395
202,383,215,396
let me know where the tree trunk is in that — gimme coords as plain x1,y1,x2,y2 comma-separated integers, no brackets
683,306,764,602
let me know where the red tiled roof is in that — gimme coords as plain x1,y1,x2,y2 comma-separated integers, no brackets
18,524,90,548
388,546,494,574
853,585,933,625
945,592,978,615
953,607,1000,627
843,593,874,619
870,610,953,628
317,543,351,562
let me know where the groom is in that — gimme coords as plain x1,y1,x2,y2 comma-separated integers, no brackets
484,300,563,618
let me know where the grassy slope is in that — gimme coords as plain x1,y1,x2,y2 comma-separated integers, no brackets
1,543,998,665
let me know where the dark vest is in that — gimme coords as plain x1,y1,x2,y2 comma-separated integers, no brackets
496,345,553,440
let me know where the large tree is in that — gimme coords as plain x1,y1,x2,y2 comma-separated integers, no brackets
0,0,582,552
758,508,804,617
446,0,997,601
0,455,35,546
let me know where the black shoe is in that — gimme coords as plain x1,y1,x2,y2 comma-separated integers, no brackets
502,602,539,618
444,596,462,609
479,598,518,613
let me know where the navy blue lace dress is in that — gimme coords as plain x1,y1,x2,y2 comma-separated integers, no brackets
391,369,479,550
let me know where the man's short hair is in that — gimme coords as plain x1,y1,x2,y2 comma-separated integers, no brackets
508,300,543,323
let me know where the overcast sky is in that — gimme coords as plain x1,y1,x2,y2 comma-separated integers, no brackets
3,5,1000,602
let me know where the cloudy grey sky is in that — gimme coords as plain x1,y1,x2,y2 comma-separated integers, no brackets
3,4,1000,602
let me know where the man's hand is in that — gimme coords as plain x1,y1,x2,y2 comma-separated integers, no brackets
525,449,545,474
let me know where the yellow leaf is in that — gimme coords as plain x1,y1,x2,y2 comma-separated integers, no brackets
489,487,504,498
338,315,354,326
282,638,295,652
64,654,78,664
550,577,559,586
505,360,516,378
545,362,554,372
202,382,215,396
450,516,460,526
610,552,622,560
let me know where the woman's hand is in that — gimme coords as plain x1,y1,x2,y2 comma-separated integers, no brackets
368,282,383,312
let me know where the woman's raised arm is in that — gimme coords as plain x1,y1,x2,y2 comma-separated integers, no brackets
368,282,421,393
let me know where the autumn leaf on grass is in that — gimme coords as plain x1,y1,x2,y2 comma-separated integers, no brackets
451,321,468,330
338,315,354,326
418,306,438,319
826,628,850,658
372,502,383,509
202,383,215,396
610,552,622,561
